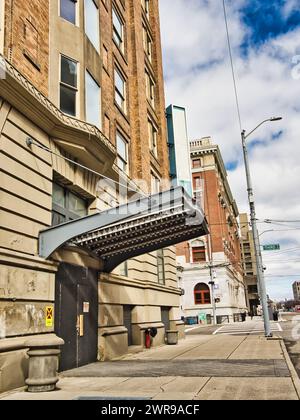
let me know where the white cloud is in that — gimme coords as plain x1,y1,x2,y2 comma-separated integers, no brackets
160,0,300,300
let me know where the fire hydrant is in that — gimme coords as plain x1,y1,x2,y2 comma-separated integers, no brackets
145,328,151,349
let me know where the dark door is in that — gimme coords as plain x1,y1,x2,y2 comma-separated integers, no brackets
161,307,171,332
124,306,134,346
55,263,98,371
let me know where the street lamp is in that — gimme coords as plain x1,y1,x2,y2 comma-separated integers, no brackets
241,117,282,337
208,264,217,325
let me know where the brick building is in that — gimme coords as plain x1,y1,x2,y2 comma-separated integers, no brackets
177,138,247,322
0,0,208,392
293,282,300,301
240,213,260,314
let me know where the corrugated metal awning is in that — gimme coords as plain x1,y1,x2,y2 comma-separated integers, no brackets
39,187,208,272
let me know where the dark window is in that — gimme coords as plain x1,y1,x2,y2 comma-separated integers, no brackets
157,249,165,285
248,285,258,294
52,183,88,226
192,246,206,263
60,56,78,116
60,0,76,24
194,283,211,305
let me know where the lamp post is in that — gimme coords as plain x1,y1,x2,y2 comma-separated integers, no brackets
241,117,282,337
208,263,217,325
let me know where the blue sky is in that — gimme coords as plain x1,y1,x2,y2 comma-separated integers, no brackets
160,0,300,301
241,0,300,49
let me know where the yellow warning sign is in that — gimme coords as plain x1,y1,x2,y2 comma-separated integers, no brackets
46,306,54,327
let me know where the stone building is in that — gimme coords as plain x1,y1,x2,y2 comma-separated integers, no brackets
0,0,207,392
240,213,260,314
177,138,247,323
293,281,300,301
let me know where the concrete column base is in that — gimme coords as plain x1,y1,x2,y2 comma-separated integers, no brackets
25,335,64,393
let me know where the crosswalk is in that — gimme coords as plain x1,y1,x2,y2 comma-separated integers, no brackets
213,321,283,336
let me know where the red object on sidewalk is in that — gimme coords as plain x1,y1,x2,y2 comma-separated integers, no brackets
145,330,151,349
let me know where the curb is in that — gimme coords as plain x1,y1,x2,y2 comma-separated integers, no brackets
280,340,300,400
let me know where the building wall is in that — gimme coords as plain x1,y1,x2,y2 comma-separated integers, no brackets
0,0,182,393
3,0,49,95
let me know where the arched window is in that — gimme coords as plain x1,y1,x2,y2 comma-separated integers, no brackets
194,283,211,305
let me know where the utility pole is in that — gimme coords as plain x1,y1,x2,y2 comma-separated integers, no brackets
241,118,282,337
208,262,217,325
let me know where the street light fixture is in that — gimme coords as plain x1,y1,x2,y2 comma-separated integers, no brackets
241,117,283,337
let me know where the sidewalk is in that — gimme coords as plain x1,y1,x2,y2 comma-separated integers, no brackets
1,334,300,400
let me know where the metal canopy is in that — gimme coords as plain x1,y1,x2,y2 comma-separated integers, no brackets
39,187,209,273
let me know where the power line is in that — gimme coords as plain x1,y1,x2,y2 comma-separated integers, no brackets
222,0,243,132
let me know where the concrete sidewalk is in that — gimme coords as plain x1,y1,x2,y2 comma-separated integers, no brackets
1,334,300,400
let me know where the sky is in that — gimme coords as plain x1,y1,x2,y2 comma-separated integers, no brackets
159,0,300,301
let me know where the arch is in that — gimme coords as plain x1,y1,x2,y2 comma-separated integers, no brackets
194,283,211,305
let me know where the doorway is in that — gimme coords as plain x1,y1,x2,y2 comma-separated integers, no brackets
55,263,98,371
161,307,171,332
123,305,134,346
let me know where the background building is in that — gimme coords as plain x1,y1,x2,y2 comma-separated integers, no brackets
176,137,247,323
240,213,260,314
0,0,209,393
293,281,300,301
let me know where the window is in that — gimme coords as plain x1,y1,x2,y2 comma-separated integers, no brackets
145,70,155,108
113,8,124,52
192,159,201,169
151,172,160,194
116,132,128,172
115,68,126,112
143,25,152,62
248,285,258,294
148,120,158,157
60,55,78,117
84,0,100,51
192,246,206,263
193,176,201,191
52,183,88,226
60,0,76,24
194,283,211,305
85,71,101,127
157,249,165,285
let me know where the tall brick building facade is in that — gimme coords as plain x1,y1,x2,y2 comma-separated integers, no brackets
177,138,247,322
0,0,191,392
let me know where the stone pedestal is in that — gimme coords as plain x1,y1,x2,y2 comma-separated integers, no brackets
166,330,179,345
25,334,64,393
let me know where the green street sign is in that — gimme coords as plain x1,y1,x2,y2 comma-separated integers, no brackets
263,244,280,251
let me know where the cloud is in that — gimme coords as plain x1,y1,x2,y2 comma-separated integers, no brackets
160,0,300,300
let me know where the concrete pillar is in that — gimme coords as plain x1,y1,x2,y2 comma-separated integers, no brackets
25,334,64,393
